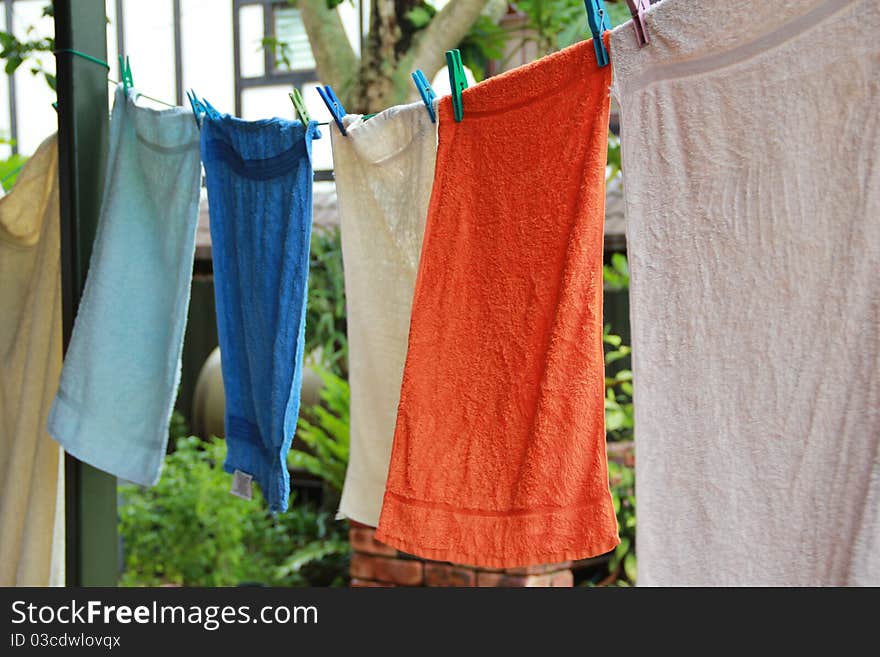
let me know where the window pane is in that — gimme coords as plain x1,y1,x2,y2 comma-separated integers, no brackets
272,6,315,72
239,4,265,78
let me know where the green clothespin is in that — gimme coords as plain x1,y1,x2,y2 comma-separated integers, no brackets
289,88,310,124
118,54,134,90
445,49,467,123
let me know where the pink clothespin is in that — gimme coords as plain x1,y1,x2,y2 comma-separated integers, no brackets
625,0,650,47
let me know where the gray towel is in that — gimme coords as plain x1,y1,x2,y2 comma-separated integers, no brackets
611,0,880,585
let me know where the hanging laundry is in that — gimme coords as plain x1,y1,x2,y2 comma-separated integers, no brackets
375,37,620,568
201,114,319,513
0,134,64,586
331,101,438,527
48,86,202,487
610,0,880,585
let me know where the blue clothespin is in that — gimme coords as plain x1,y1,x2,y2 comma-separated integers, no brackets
445,50,467,123
584,0,612,67
201,98,221,119
411,70,436,123
316,84,346,136
117,54,134,90
186,89,205,128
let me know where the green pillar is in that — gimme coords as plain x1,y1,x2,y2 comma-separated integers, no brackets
54,0,118,587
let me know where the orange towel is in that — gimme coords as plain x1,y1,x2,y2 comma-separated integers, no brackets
375,37,619,568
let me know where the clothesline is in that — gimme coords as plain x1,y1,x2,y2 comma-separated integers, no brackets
53,48,331,125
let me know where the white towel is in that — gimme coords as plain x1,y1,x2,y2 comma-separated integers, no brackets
48,86,202,486
611,0,880,585
331,102,437,526
0,134,65,586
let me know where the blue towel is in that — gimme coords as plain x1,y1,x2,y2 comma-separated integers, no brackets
201,115,318,512
48,85,202,485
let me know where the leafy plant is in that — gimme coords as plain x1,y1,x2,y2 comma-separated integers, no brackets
459,15,509,82
119,434,350,587
306,225,348,377
607,133,622,184
0,150,27,192
603,251,629,292
0,4,56,91
261,36,292,71
289,366,350,494
604,325,633,442
605,460,636,585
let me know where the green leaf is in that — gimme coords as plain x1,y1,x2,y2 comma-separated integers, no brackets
406,6,433,29
624,553,638,583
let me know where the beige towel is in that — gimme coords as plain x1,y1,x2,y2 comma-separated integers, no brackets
0,134,65,586
331,102,437,526
611,0,880,585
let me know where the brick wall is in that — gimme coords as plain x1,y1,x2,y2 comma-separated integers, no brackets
348,522,573,588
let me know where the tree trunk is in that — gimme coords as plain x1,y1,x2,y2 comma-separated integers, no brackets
300,0,493,113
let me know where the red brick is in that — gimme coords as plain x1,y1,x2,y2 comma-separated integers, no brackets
351,578,395,587
547,570,574,587
424,563,477,587
476,570,573,587
351,553,423,586
505,562,572,575
349,526,398,557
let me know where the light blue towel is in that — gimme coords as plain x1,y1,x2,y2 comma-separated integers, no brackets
48,85,202,485
201,115,318,512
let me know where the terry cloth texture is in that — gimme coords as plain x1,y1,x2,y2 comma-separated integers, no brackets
611,0,880,586
332,102,438,527
0,134,65,586
375,38,620,568
49,86,201,487
202,115,319,512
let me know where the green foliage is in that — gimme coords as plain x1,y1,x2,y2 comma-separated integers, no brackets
405,5,436,30
604,325,633,442
306,224,348,377
516,0,589,53
0,4,56,92
603,251,629,292
119,435,349,587
607,460,637,585
458,15,509,82
0,150,27,192
289,367,350,493
607,133,622,183
605,1,634,28
261,36,292,71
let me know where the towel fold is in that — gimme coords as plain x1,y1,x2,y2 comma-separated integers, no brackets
331,102,438,527
48,87,202,487
0,134,64,586
375,38,619,568
611,0,880,585
201,115,319,512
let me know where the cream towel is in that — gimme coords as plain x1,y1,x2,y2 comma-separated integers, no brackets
0,134,65,586
611,0,880,586
331,102,437,526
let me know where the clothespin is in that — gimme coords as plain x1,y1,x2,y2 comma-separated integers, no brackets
625,0,650,47
445,50,467,123
117,54,134,90
186,89,205,128
316,84,347,136
289,88,311,124
411,69,437,123
201,98,221,119
584,0,611,67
